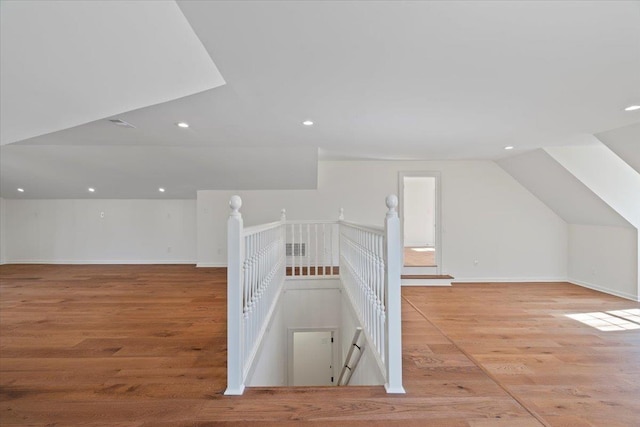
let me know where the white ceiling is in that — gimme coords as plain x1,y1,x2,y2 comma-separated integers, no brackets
1,0,639,198
0,0,224,145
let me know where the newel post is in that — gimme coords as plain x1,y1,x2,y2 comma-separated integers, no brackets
384,194,405,393
225,195,245,395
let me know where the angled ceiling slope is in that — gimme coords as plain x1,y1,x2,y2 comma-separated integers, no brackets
498,149,633,228
544,144,640,229
596,122,640,175
0,0,225,145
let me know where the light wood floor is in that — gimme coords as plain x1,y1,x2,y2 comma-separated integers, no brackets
403,247,436,267
1,265,639,426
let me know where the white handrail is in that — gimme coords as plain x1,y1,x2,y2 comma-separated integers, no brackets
284,219,337,225
338,220,385,234
225,196,404,395
338,195,404,393
225,196,286,395
337,327,364,386
339,222,387,374
244,220,283,236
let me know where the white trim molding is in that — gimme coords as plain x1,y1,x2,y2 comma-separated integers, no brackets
4,259,197,265
569,279,639,302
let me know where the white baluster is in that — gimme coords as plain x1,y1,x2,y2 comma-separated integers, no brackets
314,223,319,276
306,223,310,276
291,223,295,277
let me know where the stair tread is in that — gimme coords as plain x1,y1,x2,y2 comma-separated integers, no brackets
401,274,454,279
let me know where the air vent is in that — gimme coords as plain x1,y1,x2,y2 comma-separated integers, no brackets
286,243,306,257
108,119,136,128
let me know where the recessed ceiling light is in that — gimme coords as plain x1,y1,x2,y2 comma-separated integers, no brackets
504,146,514,150
624,105,640,111
158,187,165,193
17,188,24,192
88,187,95,192
302,120,314,126
176,122,189,128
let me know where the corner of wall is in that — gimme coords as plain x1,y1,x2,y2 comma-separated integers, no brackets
567,224,639,302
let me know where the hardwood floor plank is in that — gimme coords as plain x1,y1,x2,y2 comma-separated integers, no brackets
403,282,640,427
2,265,638,425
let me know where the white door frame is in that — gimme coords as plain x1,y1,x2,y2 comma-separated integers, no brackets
286,327,340,386
399,171,442,275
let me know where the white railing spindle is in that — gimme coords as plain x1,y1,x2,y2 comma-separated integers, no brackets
226,196,403,395
338,196,405,394
225,196,286,396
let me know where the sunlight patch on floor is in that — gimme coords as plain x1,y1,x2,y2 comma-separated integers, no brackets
566,309,640,332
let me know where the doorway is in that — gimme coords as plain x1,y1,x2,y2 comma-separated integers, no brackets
288,329,336,386
399,172,441,274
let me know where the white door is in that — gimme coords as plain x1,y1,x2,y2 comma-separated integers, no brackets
292,331,334,386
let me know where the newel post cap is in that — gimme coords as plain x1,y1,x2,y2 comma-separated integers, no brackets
229,195,242,217
385,194,398,219
281,208,287,221
338,208,344,220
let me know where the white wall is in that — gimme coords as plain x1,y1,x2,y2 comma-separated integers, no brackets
340,293,386,386
568,225,639,301
247,279,386,387
3,199,196,263
3,159,570,281
199,160,568,281
247,295,286,386
0,197,6,264
247,280,343,387
499,147,639,300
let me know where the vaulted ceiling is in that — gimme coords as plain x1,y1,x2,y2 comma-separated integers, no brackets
1,0,639,198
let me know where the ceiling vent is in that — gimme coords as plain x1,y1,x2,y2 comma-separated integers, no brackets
108,119,136,128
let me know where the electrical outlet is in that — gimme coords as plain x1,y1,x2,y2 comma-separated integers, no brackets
473,259,479,266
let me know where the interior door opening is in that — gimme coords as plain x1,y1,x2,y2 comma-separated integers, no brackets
400,173,441,273
289,330,335,386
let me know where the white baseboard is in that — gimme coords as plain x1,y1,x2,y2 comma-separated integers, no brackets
196,262,226,268
4,259,197,265
568,278,639,302
402,279,451,286
449,276,639,302
452,277,568,283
